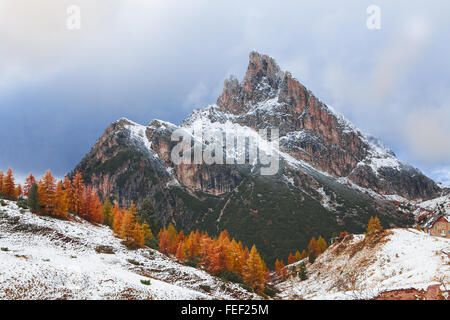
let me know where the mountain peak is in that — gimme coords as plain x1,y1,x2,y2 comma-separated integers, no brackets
216,51,284,114
244,51,284,88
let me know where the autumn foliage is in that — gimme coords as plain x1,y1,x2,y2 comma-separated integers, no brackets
284,234,328,271
2,167,278,292
366,216,383,234
1,168,16,199
26,170,106,223
157,225,268,292
275,259,288,280
1,169,64,218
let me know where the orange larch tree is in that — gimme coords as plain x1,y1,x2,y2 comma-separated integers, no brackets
63,175,75,213
2,168,16,199
308,237,320,258
243,245,266,292
317,235,328,254
275,259,282,277
89,188,104,224
110,203,120,228
54,181,69,218
208,240,229,275
279,260,287,280
131,222,145,248
0,171,3,194
23,173,36,198
301,249,308,259
79,185,93,220
113,208,125,235
200,234,215,267
72,172,84,215
158,228,171,254
38,170,56,214
119,205,136,243
366,216,383,234
294,250,302,262
287,252,296,265
227,239,244,275
185,231,199,260
166,223,178,253
175,242,186,262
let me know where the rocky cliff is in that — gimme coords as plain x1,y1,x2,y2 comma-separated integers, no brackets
212,52,439,199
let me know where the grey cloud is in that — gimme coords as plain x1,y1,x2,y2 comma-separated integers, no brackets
402,106,450,163
183,83,208,110
431,167,450,186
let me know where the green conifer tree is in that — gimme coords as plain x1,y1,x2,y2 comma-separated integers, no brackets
28,183,40,213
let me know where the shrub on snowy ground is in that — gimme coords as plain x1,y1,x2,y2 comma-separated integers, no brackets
308,252,315,264
95,245,115,254
12,223,46,232
240,283,253,293
298,262,308,281
16,199,28,209
127,259,143,266
199,284,212,293
263,286,278,297
185,258,199,268
145,237,159,250
218,271,243,284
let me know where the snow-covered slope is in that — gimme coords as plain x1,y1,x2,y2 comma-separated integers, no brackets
413,194,450,217
0,200,258,300
277,228,450,300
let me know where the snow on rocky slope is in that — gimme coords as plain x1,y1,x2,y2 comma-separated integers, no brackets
0,200,258,300
413,194,450,217
276,228,450,300
112,51,440,204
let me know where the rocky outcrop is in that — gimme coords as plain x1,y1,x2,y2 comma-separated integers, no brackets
349,164,440,199
146,120,242,196
375,284,448,300
217,52,284,114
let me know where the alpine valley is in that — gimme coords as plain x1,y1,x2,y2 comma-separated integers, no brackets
74,52,448,266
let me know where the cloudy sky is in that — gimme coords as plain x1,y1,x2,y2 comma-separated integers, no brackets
0,0,449,185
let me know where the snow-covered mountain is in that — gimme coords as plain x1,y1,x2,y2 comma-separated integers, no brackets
74,52,444,265
276,228,449,300
0,200,258,300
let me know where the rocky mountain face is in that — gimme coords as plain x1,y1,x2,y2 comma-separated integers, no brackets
74,52,441,265
213,52,438,199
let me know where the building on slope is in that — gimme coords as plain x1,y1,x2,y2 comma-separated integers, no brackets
424,215,449,238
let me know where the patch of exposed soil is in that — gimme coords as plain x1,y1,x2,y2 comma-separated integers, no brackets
375,284,448,300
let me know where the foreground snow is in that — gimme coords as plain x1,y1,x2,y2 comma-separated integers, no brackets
277,228,450,300
413,193,450,218
0,200,258,300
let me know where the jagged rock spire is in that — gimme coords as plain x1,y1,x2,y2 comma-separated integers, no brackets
243,51,284,92
217,52,285,114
